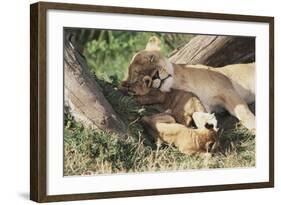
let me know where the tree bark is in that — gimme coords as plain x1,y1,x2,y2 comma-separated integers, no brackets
64,33,126,135
169,35,255,67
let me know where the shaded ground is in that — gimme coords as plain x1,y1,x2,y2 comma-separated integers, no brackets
216,103,255,131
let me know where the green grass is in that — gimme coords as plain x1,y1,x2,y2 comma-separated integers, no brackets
83,30,194,83
63,30,255,176
64,120,255,176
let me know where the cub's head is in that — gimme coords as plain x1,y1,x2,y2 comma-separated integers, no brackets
120,36,169,96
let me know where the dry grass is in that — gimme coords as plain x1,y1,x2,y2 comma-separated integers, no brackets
64,121,255,176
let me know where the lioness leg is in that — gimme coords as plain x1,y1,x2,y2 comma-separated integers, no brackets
220,91,255,133
135,89,166,105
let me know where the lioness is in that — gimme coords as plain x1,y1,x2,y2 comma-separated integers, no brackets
121,37,255,133
141,112,219,154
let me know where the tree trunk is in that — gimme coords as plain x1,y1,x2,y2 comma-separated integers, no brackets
169,35,255,67
64,33,126,135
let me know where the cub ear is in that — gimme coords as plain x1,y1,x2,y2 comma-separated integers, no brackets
145,36,161,51
143,76,152,88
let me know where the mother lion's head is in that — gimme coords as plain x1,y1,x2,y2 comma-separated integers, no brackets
120,36,170,95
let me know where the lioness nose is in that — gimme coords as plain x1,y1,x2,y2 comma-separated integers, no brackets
120,80,130,88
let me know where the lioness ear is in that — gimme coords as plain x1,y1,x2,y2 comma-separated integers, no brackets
143,76,152,88
145,36,161,51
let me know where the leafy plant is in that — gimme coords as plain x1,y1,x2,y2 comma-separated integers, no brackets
84,30,193,83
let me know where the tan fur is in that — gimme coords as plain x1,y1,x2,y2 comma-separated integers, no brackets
120,50,167,96
136,89,206,126
172,63,255,132
142,113,218,154
145,36,161,51
120,37,256,133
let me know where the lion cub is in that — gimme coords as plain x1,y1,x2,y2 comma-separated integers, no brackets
142,112,219,154
135,88,206,127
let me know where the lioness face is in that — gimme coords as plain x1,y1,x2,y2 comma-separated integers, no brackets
120,50,166,96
